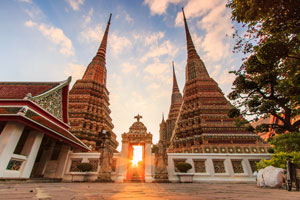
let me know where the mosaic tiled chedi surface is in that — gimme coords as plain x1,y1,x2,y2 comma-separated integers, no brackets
68,14,118,151
168,9,270,153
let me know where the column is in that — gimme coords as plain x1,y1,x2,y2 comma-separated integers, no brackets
0,122,24,177
34,140,55,177
144,143,153,182
115,141,128,182
55,145,71,178
20,131,44,178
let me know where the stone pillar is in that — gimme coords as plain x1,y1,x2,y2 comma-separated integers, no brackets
34,140,56,177
0,122,25,177
20,131,44,178
54,145,71,178
115,142,128,182
144,143,153,182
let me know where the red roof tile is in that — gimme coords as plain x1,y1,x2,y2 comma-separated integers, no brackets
0,82,59,99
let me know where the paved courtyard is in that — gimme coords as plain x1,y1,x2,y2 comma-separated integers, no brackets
0,182,299,200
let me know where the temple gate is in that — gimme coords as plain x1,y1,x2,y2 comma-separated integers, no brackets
115,115,153,182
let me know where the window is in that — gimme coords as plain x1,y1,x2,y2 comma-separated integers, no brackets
69,159,82,172
194,160,206,173
231,160,244,173
213,160,225,173
249,160,260,173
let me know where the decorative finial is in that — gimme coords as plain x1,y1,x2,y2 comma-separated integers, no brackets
134,114,142,122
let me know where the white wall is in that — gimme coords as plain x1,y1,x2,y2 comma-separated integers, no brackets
167,153,271,182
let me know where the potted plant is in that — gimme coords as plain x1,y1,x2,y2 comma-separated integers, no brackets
77,162,93,181
176,162,193,183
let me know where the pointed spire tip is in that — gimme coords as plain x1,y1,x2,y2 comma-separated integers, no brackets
108,13,112,24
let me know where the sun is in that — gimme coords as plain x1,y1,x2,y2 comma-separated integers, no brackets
131,145,143,166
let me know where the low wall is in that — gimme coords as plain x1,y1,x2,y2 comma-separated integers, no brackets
62,152,119,182
167,153,271,182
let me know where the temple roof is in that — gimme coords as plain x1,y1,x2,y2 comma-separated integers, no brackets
129,121,147,134
0,82,60,99
0,77,90,151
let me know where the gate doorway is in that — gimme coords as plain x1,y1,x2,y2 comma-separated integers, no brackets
127,144,145,182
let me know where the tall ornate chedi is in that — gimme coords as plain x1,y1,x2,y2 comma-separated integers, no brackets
68,14,118,151
159,62,182,143
169,9,268,154
165,62,183,142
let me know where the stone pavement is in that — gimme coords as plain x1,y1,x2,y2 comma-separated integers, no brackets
0,182,299,200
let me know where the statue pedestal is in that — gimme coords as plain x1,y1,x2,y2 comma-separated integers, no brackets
97,172,113,182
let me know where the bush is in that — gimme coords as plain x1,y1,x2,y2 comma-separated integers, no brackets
257,152,300,170
77,162,93,172
176,162,192,173
270,132,300,153
267,147,275,154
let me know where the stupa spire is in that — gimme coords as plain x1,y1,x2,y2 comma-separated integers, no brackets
162,113,165,123
182,8,199,60
182,8,210,81
82,13,112,85
95,13,112,62
172,61,180,93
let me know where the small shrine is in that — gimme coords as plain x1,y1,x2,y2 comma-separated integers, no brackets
115,115,153,182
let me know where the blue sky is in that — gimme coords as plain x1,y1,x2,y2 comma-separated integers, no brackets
0,0,245,148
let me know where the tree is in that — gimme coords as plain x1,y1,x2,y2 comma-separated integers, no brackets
226,0,300,133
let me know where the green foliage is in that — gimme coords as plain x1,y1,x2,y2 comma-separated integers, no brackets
226,0,300,133
257,152,300,170
227,108,240,118
270,132,300,153
77,162,93,172
267,148,274,154
176,162,192,173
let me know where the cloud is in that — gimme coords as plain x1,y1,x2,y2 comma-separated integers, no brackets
174,0,222,26
80,24,103,42
125,12,133,23
25,20,74,56
24,20,36,27
83,8,94,25
140,40,178,63
64,63,85,84
217,70,235,85
17,0,32,4
132,31,165,46
197,2,234,61
144,62,169,77
80,24,131,55
143,0,181,15
110,33,132,55
65,0,85,11
147,82,160,90
122,62,136,73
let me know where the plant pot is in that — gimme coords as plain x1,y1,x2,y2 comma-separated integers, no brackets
177,173,194,183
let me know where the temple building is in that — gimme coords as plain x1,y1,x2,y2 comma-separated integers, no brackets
68,14,118,152
0,78,89,179
168,9,269,154
159,62,183,143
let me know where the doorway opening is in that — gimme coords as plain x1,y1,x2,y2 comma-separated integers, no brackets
127,144,145,182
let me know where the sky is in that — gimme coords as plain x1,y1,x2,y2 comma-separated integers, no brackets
0,0,245,149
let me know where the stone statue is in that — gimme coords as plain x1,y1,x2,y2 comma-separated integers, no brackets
154,141,169,182
98,139,113,182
